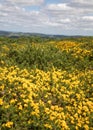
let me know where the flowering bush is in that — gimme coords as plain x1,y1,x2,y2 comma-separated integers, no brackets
0,37,93,130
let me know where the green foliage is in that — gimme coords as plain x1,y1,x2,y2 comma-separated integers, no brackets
0,36,93,71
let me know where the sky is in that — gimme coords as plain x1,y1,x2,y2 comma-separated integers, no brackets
0,0,93,35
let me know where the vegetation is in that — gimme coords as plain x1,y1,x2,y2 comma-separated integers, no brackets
0,36,93,130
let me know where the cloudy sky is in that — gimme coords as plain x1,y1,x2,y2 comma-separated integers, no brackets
0,0,93,35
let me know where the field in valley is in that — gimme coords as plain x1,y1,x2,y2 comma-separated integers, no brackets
0,36,93,130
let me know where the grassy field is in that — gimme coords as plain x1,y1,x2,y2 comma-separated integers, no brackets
0,36,93,130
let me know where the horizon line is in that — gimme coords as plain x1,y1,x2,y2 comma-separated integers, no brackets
0,30,93,37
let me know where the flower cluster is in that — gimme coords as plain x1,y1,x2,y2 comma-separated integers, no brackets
0,66,93,130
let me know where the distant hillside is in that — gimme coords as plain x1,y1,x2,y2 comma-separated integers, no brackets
0,30,82,39
0,31,11,36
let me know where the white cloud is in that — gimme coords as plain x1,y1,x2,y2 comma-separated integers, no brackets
0,12,8,16
46,3,71,11
83,16,93,21
73,0,93,4
60,19,70,23
0,0,93,35
7,0,44,6
69,0,93,9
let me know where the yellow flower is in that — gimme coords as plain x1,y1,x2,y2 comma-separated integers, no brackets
60,120,68,129
5,105,10,109
83,124,89,130
0,99,3,105
24,103,28,107
47,100,51,104
50,115,55,120
51,105,55,110
18,105,23,110
10,99,16,104
45,108,50,114
0,85,4,90
44,124,52,129
30,110,39,117
3,121,13,128
77,121,82,127
76,126,79,130
0,60,5,64
83,106,89,112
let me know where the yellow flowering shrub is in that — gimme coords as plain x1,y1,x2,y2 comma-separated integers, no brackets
0,66,93,130
0,37,93,129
